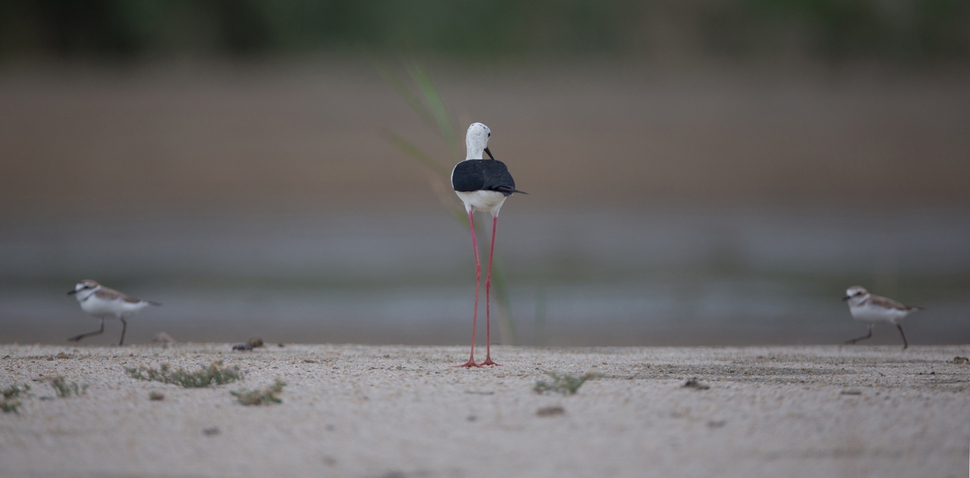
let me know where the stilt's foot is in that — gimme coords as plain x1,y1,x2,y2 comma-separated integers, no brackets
67,335,83,342
480,357,501,366
454,359,482,368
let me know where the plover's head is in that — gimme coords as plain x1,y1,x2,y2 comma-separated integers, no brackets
842,286,870,306
465,122,494,160
68,280,101,300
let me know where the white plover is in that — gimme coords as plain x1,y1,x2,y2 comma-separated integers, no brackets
451,122,525,367
67,280,160,346
843,286,922,349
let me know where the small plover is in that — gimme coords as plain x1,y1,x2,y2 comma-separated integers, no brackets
842,286,922,349
67,280,160,346
451,122,526,367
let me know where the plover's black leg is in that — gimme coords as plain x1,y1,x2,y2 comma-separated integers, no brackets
844,324,873,345
896,324,908,350
118,317,128,346
68,318,105,342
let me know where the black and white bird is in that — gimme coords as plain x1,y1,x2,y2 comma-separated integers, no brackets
843,286,923,349
451,122,525,367
67,280,161,346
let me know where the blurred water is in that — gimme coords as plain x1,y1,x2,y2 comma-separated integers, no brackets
1,210,968,346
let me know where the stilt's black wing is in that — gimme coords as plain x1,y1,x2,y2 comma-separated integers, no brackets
452,160,519,196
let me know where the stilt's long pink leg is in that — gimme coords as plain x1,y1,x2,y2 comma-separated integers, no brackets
481,215,501,366
456,209,482,368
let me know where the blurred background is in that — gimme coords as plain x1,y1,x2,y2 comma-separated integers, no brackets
1,0,968,347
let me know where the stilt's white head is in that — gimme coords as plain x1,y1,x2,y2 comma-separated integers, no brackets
842,286,870,307
465,122,494,160
68,279,101,302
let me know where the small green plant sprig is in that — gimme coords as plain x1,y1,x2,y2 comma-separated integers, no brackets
533,372,598,396
126,361,243,388
231,379,286,406
50,377,87,398
1,384,30,413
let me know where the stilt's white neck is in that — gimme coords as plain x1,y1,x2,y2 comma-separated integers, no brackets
464,122,490,160
465,144,485,160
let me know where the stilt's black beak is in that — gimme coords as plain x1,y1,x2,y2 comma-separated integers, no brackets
484,147,494,160
67,289,77,295
842,295,851,301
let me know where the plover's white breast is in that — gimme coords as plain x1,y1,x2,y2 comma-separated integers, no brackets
80,295,148,318
849,303,910,324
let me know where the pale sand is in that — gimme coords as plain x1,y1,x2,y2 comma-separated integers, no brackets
1,344,968,478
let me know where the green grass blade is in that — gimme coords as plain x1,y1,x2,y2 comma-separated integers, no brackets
490,260,517,345
376,59,518,345
382,131,450,176
372,60,438,131
407,63,460,156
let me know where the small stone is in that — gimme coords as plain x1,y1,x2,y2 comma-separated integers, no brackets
202,427,220,436
951,356,969,364
707,420,727,428
149,391,164,401
232,343,253,351
247,337,264,348
840,389,862,395
684,378,710,390
55,352,70,359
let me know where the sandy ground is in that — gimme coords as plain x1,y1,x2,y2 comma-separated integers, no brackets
0,343,968,478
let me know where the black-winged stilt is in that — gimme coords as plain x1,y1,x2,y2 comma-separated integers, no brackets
451,122,525,367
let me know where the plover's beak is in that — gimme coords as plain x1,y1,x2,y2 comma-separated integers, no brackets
67,289,77,295
484,147,495,160
842,295,851,301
